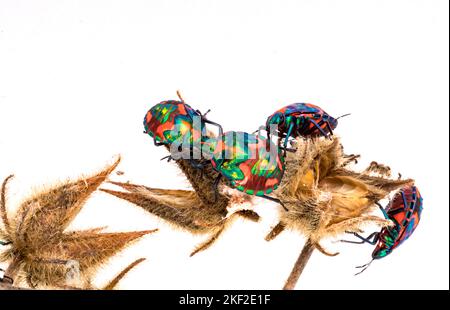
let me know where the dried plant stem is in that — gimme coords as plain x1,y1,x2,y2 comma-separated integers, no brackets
283,239,315,290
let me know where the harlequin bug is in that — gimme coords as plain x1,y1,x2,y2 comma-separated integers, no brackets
210,131,287,210
266,103,349,150
341,185,423,274
143,91,223,164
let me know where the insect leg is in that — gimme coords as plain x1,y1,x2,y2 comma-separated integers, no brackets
376,202,389,219
188,159,205,170
260,195,288,211
283,122,295,150
202,119,224,137
353,232,379,245
153,138,165,146
325,121,334,136
160,155,173,162
339,239,366,244
340,231,379,245
309,119,329,137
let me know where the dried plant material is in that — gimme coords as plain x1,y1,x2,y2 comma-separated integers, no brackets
101,181,258,257
102,145,258,256
363,161,392,177
283,239,315,290
266,137,413,289
0,157,155,289
170,155,231,212
269,137,413,249
103,257,146,290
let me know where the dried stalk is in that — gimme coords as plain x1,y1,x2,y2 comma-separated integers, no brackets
283,239,315,290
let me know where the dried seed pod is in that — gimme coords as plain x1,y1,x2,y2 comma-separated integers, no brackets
0,157,154,289
270,137,413,252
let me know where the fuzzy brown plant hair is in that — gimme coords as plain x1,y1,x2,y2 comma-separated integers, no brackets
0,157,154,289
101,142,259,257
265,137,413,289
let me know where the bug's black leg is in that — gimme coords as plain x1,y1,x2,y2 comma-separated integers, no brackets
351,232,379,245
152,137,165,146
339,239,366,244
160,155,173,162
339,231,379,244
375,202,389,220
309,119,329,137
196,109,211,117
188,159,205,170
282,122,296,155
259,195,288,211
325,121,334,138
196,108,223,136
203,119,224,137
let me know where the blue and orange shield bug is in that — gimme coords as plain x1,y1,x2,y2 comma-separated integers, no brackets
341,185,423,274
143,91,223,163
266,103,349,150
210,131,287,210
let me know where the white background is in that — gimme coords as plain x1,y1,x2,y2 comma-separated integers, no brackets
0,0,448,290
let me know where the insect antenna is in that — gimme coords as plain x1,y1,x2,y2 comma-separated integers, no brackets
354,259,374,276
202,109,211,117
336,113,351,120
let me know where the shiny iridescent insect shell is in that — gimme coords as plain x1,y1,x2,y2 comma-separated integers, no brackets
373,185,423,259
266,103,339,148
210,131,285,196
143,100,204,146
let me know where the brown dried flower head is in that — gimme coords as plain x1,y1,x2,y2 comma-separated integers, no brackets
267,137,413,255
0,157,154,289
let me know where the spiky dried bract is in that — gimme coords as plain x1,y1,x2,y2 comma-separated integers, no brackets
13,157,121,247
102,156,259,256
102,181,259,256
1,175,14,239
102,183,224,233
0,156,154,289
103,257,146,290
272,137,413,250
22,230,155,288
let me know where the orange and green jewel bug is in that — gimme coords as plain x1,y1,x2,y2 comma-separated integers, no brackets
210,131,287,210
